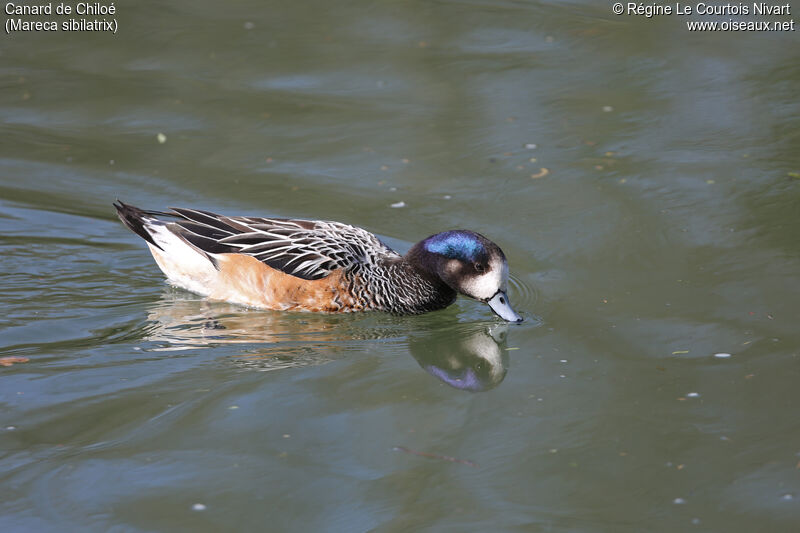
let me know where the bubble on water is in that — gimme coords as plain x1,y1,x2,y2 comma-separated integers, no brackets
782,493,793,501
673,497,686,505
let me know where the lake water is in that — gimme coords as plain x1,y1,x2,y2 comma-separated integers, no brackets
2,1,799,531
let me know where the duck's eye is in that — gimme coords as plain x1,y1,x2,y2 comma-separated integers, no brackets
474,263,485,272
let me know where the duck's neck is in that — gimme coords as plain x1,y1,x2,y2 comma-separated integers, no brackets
403,241,445,283
367,244,456,314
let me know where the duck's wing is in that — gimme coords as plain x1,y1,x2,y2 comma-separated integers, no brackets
160,206,400,281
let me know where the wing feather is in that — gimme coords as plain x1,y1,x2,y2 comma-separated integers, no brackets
163,208,398,280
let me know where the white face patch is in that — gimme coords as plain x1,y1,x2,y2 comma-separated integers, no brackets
461,256,508,301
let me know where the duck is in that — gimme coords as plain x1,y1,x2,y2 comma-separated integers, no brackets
114,201,523,322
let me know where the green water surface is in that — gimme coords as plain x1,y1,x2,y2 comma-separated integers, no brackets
2,1,800,531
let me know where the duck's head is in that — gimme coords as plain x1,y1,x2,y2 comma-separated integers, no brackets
417,230,522,322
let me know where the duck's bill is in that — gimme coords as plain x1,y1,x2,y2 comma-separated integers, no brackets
487,291,523,323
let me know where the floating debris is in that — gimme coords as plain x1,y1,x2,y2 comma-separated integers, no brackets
392,446,477,467
673,497,686,505
0,357,29,367
243,21,255,30
686,392,700,398
672,350,689,355
191,503,207,511
156,133,167,144
713,353,731,359
602,105,614,112
525,143,537,150
531,168,549,179
390,201,406,208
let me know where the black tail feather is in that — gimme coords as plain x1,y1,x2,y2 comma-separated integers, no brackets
113,200,164,250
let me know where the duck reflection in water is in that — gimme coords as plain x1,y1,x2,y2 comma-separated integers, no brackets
142,291,511,390
408,324,509,392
